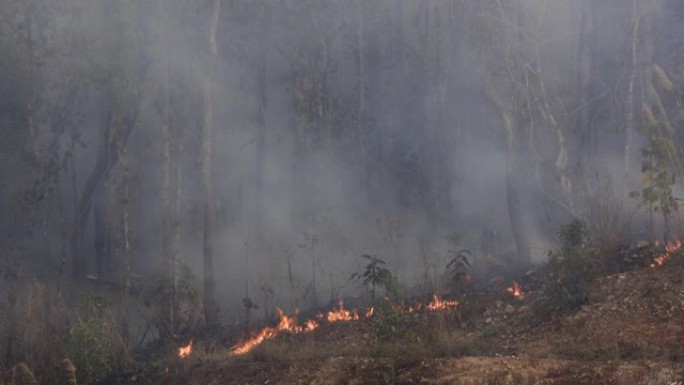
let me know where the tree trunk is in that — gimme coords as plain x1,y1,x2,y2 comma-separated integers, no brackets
625,0,640,175
202,0,221,327
119,138,132,359
574,0,591,161
357,0,368,195
160,0,176,339
503,114,531,267
483,79,532,266
255,15,267,240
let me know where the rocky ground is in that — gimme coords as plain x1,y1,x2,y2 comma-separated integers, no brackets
158,249,684,385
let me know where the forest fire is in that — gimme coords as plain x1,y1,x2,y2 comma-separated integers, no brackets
230,295,462,356
426,294,459,311
230,302,362,356
506,281,524,297
231,308,308,355
326,300,360,323
178,341,193,358
650,240,682,268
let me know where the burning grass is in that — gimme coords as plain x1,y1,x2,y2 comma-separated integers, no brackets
426,294,460,311
230,300,371,356
228,295,464,357
506,281,524,297
649,240,682,268
178,341,193,358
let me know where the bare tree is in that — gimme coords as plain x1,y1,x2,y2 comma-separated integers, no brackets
202,0,222,327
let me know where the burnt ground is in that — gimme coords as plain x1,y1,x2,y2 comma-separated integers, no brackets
156,251,684,385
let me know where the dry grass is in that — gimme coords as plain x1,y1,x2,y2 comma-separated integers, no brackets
581,179,634,252
0,282,69,383
0,282,138,385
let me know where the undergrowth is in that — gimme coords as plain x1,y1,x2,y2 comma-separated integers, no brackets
543,220,601,311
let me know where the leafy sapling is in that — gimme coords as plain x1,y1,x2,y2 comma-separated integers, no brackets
350,254,396,306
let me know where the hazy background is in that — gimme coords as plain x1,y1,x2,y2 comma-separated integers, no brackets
1,0,684,325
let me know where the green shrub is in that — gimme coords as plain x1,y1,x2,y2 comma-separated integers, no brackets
544,220,600,310
68,291,112,385
374,300,409,342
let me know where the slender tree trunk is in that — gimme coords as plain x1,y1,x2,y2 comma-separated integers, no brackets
255,17,267,240
93,163,109,278
172,146,183,328
574,0,591,163
502,114,531,266
120,141,132,358
625,0,640,175
483,78,531,266
160,0,175,338
57,171,68,293
202,0,221,327
357,0,368,195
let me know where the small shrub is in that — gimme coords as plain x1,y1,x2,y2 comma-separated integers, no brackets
68,291,112,385
61,358,78,385
12,363,36,385
374,301,409,342
544,220,600,310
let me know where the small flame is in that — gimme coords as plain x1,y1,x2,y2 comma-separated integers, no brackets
305,319,319,332
178,340,193,358
365,307,374,318
427,294,459,311
650,240,681,268
276,308,303,333
506,281,524,297
326,300,359,323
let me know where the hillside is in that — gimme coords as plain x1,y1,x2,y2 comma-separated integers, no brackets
159,248,684,385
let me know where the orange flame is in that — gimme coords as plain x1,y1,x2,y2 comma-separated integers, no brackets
506,281,524,297
229,292,472,356
650,240,681,268
326,300,359,323
275,308,303,333
305,319,319,332
427,294,459,311
230,308,321,356
178,340,193,358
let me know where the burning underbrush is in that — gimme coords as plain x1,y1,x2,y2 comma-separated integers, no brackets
223,294,464,357
164,235,684,384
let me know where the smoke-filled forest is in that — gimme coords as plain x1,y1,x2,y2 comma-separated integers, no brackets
3,0,684,384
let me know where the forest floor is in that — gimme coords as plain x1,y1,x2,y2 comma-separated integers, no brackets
156,251,684,385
